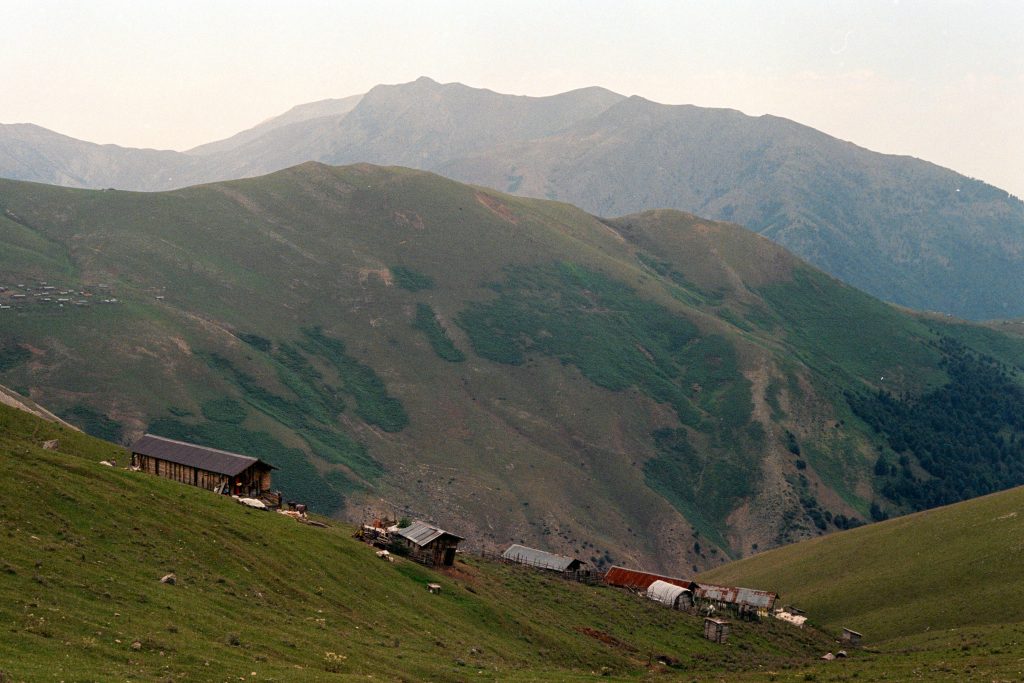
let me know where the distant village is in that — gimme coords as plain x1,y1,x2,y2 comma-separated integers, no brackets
122,432,860,653
0,280,122,311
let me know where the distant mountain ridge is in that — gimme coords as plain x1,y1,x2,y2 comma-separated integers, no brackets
440,94,1024,319
185,93,364,156
0,122,189,188
2,77,1023,319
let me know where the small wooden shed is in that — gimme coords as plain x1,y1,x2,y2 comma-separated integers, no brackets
130,433,275,497
842,628,863,645
395,521,463,567
704,617,730,644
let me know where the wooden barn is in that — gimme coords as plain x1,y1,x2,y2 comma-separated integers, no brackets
501,544,584,573
394,521,463,567
130,433,276,498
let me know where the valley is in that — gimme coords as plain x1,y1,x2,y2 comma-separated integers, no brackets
4,5,1021,680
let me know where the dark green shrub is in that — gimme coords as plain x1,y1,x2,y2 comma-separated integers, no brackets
237,333,272,353
201,397,247,424
391,266,434,292
413,303,465,362
64,405,124,444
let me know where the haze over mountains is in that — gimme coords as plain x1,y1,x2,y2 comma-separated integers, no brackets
5,163,1024,572
2,77,1023,320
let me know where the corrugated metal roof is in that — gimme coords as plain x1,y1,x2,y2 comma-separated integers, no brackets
694,583,777,610
646,579,690,607
501,544,581,571
603,566,696,591
130,433,275,477
395,521,463,547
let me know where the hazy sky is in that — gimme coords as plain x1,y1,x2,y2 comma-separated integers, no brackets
4,0,1023,195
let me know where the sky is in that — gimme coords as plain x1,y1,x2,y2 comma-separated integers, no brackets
3,0,1023,196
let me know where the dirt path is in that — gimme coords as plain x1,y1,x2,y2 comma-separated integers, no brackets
0,384,79,430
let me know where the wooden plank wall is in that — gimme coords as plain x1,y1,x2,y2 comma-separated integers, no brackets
135,454,228,492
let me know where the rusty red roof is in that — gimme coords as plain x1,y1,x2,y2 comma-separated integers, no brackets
130,433,275,477
603,566,696,591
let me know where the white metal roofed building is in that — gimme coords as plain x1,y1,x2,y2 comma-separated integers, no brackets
646,579,693,609
501,544,584,572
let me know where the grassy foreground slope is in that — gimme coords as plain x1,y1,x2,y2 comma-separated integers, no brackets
700,483,1024,644
0,402,835,681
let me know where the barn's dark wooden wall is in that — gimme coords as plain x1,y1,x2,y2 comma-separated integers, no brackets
132,453,270,496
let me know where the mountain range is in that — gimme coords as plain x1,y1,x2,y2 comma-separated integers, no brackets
4,163,1024,572
2,77,1023,320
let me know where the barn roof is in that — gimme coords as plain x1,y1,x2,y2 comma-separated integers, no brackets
130,434,276,477
501,544,582,571
694,583,778,610
604,565,696,591
395,521,463,547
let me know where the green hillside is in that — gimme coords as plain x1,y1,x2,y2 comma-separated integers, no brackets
0,402,838,681
700,482,1024,644
3,163,1024,572
8,402,1024,682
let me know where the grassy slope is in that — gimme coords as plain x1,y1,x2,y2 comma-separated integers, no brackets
7,403,1024,682
700,483,1024,645
4,165,1024,573
0,403,838,682
0,165,721,570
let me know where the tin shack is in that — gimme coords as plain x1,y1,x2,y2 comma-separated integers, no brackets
694,582,778,619
501,544,584,573
395,521,463,567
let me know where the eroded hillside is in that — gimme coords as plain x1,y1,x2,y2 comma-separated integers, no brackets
3,163,1024,571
